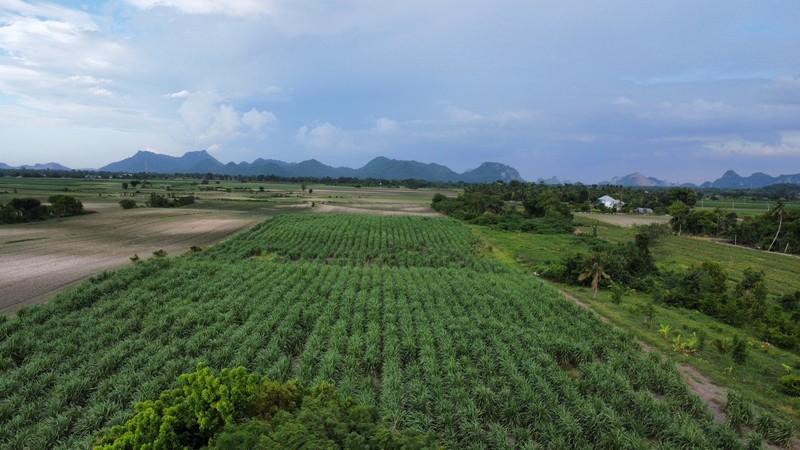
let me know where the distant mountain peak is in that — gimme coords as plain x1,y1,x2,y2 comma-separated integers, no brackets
604,172,672,187
703,170,800,189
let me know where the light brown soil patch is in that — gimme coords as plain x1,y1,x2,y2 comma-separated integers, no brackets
0,207,262,314
314,203,441,217
577,212,671,228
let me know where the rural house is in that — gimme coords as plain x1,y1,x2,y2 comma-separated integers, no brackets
597,195,624,210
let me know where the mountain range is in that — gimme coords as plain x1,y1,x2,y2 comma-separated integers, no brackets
600,172,673,187
0,162,72,171
700,170,800,189
98,150,524,183
3,151,799,188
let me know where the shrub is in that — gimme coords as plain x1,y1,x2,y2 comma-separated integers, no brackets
95,365,438,450
724,390,753,430
731,335,748,364
118,199,137,209
754,413,793,446
778,374,800,397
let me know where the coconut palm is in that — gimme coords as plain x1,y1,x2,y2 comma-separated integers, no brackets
767,201,785,252
578,254,611,298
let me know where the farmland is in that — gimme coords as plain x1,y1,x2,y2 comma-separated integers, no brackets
0,214,748,448
0,176,453,313
474,219,800,430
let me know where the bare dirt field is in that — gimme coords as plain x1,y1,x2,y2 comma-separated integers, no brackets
577,212,671,227
0,204,263,314
314,202,441,217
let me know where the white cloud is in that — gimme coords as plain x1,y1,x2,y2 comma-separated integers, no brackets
165,89,191,99
614,96,636,106
126,0,272,17
242,108,276,130
444,105,537,124
703,132,800,157
373,117,398,133
88,86,114,97
295,122,353,150
178,91,275,144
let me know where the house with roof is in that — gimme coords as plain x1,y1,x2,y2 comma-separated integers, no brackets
597,195,624,210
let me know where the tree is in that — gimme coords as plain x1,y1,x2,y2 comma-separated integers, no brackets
121,182,129,190
737,268,768,320
119,199,137,209
578,254,611,298
767,201,785,252
667,201,691,235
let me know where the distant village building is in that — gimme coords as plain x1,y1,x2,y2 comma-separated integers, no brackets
634,207,654,215
597,195,624,210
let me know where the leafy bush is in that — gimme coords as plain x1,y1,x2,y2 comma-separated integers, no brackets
118,199,137,209
778,374,800,397
95,365,438,449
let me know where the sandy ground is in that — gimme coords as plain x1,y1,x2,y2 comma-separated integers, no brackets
577,212,671,228
0,204,262,314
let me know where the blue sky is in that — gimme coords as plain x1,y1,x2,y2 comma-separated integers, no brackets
0,0,799,182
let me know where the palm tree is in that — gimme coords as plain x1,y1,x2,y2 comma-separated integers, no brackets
767,201,785,252
578,254,611,298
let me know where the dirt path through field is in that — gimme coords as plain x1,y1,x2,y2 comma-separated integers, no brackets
314,202,441,217
0,206,263,314
558,288,729,424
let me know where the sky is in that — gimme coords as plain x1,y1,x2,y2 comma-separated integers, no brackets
0,0,799,183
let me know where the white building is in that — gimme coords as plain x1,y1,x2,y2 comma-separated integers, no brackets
597,195,624,210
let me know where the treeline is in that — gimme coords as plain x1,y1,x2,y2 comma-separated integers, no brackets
669,201,800,254
432,183,574,233
543,224,800,351
1,168,462,189
145,193,195,208
0,195,84,224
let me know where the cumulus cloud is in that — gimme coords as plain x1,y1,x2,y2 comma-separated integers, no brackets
178,91,275,144
295,122,353,150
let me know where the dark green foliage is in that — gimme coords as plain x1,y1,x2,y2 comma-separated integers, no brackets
731,335,748,364
48,195,84,217
431,184,574,233
0,197,49,223
95,365,435,449
118,199,137,209
146,193,195,207
779,374,800,397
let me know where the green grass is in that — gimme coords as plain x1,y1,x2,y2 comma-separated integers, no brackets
573,216,800,296
696,199,800,218
473,224,800,430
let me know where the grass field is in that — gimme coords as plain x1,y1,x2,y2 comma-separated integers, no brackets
473,223,800,432
576,217,800,296
0,214,753,449
696,199,800,218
